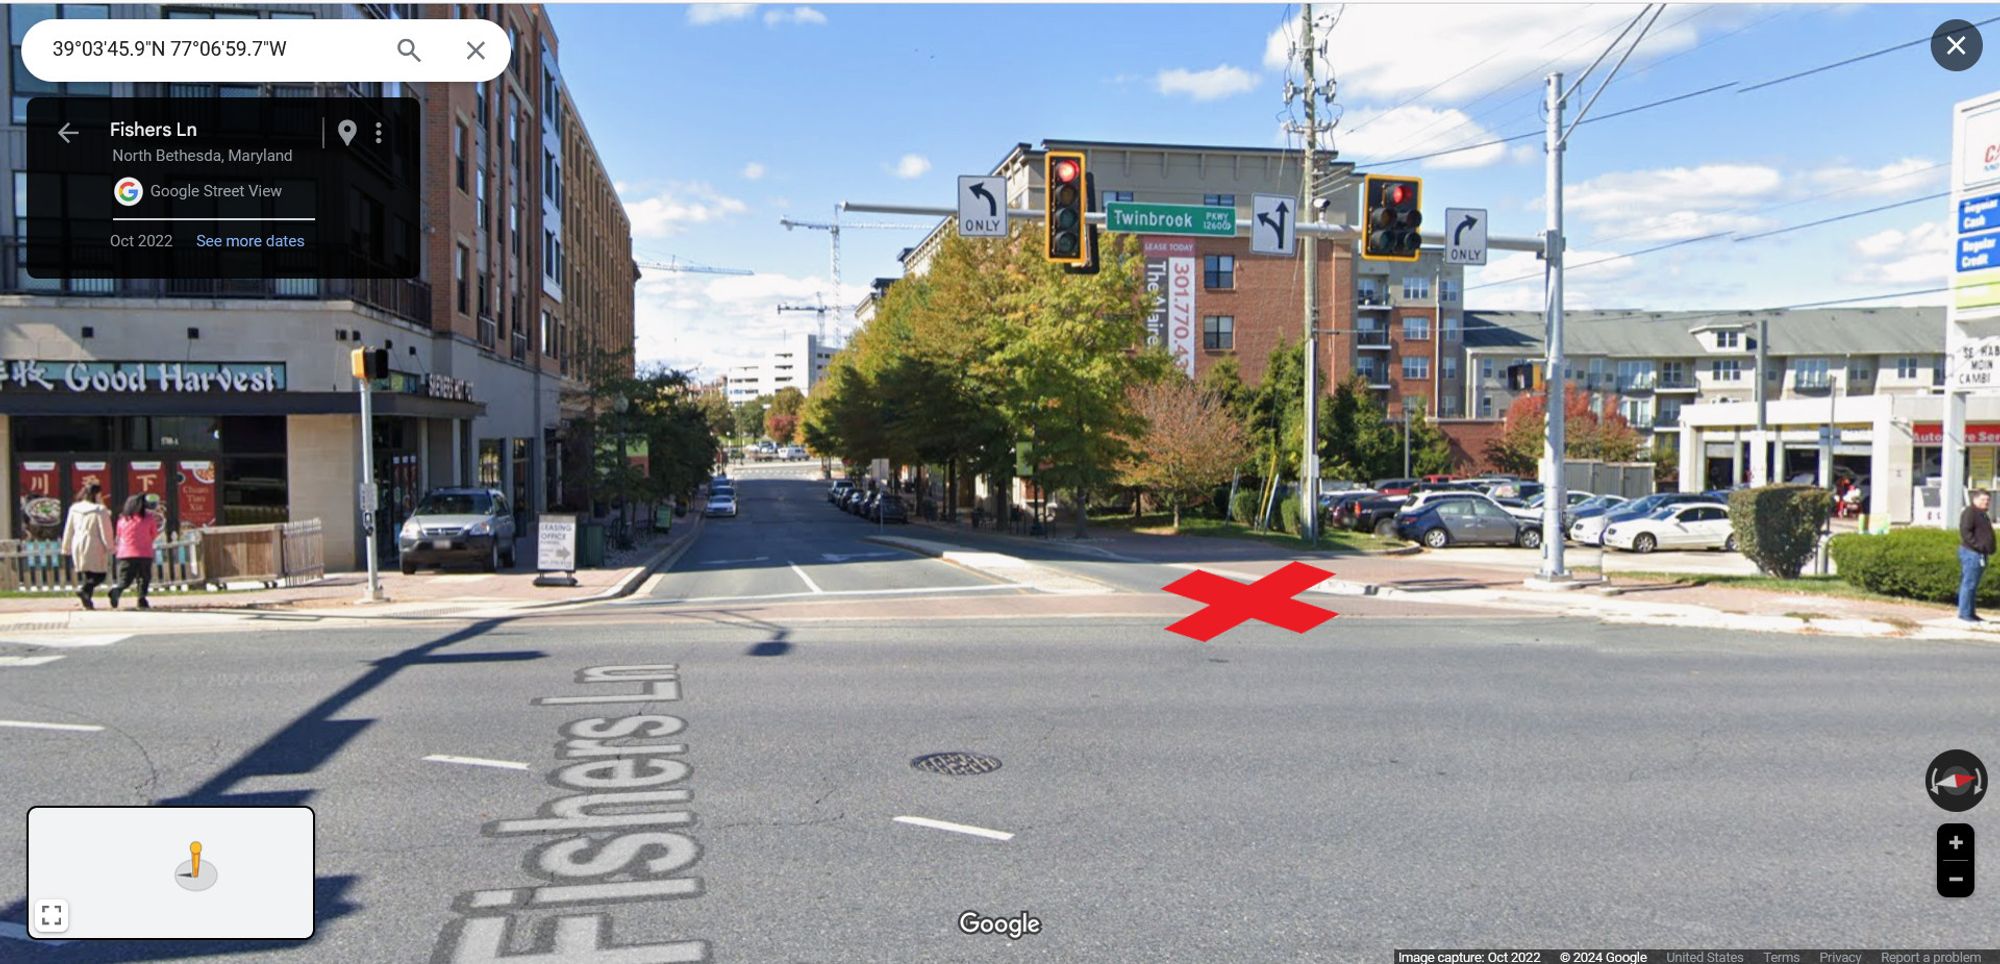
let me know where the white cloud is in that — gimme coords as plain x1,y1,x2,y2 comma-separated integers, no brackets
763,6,827,26
1801,157,1944,198
620,183,750,238
633,271,840,376
1469,247,1641,311
889,153,931,179
1263,4,1704,104
1326,105,1513,169
686,4,754,26
1845,221,1950,286
741,161,766,181
1155,64,1258,102
1561,164,1783,240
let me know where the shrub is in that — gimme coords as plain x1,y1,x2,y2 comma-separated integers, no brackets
1830,527,2000,604
1279,497,1302,534
1230,487,1261,526
1728,484,1833,579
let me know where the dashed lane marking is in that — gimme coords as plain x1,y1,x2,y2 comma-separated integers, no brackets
0,719,104,732
893,816,1015,841
424,754,532,771
698,556,769,566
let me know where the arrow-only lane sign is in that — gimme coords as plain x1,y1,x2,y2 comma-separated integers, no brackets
957,175,1007,238
1444,207,1487,266
1251,193,1296,256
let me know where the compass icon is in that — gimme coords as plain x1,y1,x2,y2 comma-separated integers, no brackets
1929,749,1986,813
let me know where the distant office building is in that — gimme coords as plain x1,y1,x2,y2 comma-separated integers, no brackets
724,332,835,402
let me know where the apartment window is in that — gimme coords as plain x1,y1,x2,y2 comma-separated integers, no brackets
507,98,520,166
1403,356,1430,380
1357,359,1382,382
1439,279,1461,303
1204,254,1234,289
474,81,488,127
1357,279,1386,305
1479,394,1493,418
1442,357,1459,380
12,5,110,122
1481,358,1495,381
1710,358,1742,382
1442,315,1462,340
454,244,469,315
1935,356,1947,384
510,198,520,254
1661,360,1686,387
1440,395,1462,417
1896,355,1919,379
1202,316,1234,351
1658,398,1683,427
1616,360,1655,391
1852,362,1871,381
1104,190,1133,204
543,149,556,199
544,230,555,276
1402,276,1431,300
476,270,490,316
454,121,468,191
1403,315,1430,340
475,167,488,228
1619,397,1654,429
1794,357,1831,389
1587,358,1607,389
1203,194,1235,207
1715,330,1741,349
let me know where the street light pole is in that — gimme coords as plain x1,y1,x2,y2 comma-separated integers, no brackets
1536,71,1570,583
357,375,384,602
1298,3,1323,545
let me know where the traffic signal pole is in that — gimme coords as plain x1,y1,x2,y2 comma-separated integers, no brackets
1298,4,1321,544
1537,72,1570,584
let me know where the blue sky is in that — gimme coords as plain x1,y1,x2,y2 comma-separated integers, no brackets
548,3,1994,377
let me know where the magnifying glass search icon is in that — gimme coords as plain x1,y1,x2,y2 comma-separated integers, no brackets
397,38,421,62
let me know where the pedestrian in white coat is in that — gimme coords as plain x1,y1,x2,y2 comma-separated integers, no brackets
59,481,114,609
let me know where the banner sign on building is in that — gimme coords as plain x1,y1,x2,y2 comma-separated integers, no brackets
1143,237,1198,377
16,461,59,539
0,360,286,393
1914,422,2000,445
1949,334,2000,390
176,461,218,529
127,461,164,506
70,461,108,501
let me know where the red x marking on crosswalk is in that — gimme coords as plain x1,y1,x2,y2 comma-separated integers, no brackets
1161,562,1340,641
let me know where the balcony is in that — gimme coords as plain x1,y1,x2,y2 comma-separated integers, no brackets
1355,328,1392,349
1,240,434,328
1356,288,1392,310
1655,379,1698,393
1356,368,1392,389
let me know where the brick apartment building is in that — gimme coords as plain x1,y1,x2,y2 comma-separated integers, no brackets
0,3,634,570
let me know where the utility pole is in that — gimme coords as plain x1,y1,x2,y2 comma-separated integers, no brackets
1537,71,1569,582
1294,3,1327,543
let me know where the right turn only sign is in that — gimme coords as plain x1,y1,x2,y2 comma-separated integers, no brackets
1444,207,1487,265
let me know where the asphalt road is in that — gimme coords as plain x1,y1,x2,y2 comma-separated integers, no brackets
2,474,1996,961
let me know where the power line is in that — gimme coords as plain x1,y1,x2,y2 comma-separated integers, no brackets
1738,14,2000,93
1579,159,1946,251
1467,287,1949,335
1731,191,1949,242
1467,232,1732,291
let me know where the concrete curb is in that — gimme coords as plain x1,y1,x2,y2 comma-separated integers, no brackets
863,533,1116,595
519,513,707,610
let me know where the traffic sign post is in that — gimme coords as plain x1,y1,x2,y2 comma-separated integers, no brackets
1444,207,1487,265
1250,193,1296,256
956,175,1007,238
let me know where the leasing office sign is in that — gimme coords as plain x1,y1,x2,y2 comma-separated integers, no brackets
0,360,287,393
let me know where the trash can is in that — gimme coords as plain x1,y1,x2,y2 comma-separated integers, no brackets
578,521,607,568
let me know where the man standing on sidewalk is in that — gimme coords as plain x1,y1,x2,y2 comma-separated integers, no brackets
1959,489,1994,624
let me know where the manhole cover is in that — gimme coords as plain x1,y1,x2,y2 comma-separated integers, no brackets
910,752,1002,776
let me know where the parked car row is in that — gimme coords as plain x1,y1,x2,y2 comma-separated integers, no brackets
829,480,909,524
1321,476,1739,554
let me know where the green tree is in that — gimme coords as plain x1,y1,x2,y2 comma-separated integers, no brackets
732,395,771,442
1404,400,1456,476
1487,386,1643,474
1319,374,1402,482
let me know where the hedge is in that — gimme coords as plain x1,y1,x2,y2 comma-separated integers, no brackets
1829,528,2000,604
1279,497,1302,534
1230,488,1262,526
1728,484,1832,579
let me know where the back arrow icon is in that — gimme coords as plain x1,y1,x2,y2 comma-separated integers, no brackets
57,122,75,144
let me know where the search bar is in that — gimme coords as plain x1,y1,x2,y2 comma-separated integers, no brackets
23,18,509,83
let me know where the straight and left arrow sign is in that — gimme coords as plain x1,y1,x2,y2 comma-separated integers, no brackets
1251,193,1296,256
957,175,1007,238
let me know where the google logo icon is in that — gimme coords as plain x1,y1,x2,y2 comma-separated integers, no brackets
114,176,143,207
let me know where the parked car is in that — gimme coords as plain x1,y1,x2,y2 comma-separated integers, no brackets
1504,490,1595,523
1395,490,1503,525
1372,477,1420,496
1570,492,1720,545
1347,494,1411,536
398,487,517,574
705,493,738,518
828,479,855,504
1603,503,1736,553
873,495,910,523
1322,490,1378,526
841,489,866,513
1397,498,1542,549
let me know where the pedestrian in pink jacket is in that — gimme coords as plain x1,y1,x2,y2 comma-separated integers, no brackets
107,495,159,609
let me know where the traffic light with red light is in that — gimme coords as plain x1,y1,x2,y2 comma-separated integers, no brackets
1045,150,1089,265
1362,174,1423,262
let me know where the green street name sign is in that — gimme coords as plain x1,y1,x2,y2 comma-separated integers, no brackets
1104,202,1237,238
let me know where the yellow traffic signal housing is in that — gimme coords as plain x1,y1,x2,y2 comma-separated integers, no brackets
1044,150,1089,265
1361,173,1423,262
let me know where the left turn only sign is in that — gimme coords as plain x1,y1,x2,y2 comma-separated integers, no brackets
958,175,1007,238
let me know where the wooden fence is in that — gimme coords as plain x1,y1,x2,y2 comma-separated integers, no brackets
0,518,326,594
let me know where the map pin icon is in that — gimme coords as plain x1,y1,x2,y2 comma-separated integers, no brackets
337,119,357,146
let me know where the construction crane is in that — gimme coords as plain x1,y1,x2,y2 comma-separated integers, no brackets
634,256,753,276
778,206,929,308
776,296,837,343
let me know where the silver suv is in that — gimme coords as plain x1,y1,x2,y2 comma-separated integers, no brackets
398,487,517,574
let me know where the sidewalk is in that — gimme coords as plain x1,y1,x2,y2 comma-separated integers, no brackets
0,515,702,624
